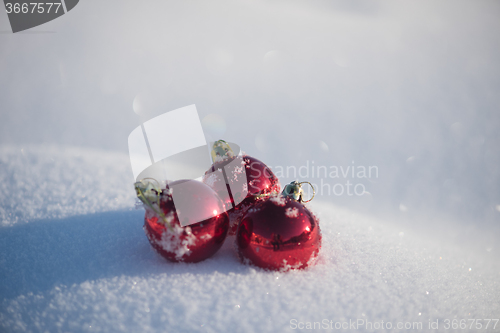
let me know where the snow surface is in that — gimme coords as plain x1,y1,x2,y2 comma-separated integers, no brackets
0,145,135,227
1,145,499,332
1,1,500,331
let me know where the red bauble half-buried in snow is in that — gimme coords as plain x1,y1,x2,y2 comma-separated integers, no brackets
236,181,321,270
137,179,229,263
202,140,281,234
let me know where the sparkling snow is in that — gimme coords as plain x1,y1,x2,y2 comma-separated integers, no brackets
1,1,500,331
0,146,498,332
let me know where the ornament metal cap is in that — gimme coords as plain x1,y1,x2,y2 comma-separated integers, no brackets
281,181,315,203
134,178,173,229
211,140,234,162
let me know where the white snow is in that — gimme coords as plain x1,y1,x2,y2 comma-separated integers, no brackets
155,222,198,261
0,145,136,227
1,1,500,331
0,145,498,332
202,173,218,188
284,207,299,218
270,195,287,207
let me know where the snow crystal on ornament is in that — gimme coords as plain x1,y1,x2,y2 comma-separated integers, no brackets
156,222,197,261
233,166,243,180
278,259,302,272
305,251,320,267
160,187,173,201
270,195,286,207
200,234,213,240
164,211,175,225
203,173,219,187
285,207,299,218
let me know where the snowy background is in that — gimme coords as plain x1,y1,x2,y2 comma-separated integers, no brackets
1,1,499,332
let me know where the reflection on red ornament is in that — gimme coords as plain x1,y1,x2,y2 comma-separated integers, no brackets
236,195,321,271
203,155,281,235
143,179,229,263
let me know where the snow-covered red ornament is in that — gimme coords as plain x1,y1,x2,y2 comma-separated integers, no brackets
236,181,321,271
202,140,281,234
135,178,229,263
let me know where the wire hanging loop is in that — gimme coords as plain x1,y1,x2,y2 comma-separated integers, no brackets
281,180,316,203
134,178,173,230
135,178,161,205
298,181,315,203
211,139,235,162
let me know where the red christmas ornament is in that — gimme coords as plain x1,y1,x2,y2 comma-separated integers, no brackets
236,181,321,271
136,179,229,263
202,140,281,234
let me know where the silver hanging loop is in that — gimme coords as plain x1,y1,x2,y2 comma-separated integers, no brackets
281,180,315,203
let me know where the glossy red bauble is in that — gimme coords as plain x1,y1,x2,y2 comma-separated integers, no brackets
203,155,281,234
236,195,321,270
143,179,229,263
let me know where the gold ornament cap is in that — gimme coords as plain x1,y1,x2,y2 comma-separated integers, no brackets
281,181,315,203
211,140,235,162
